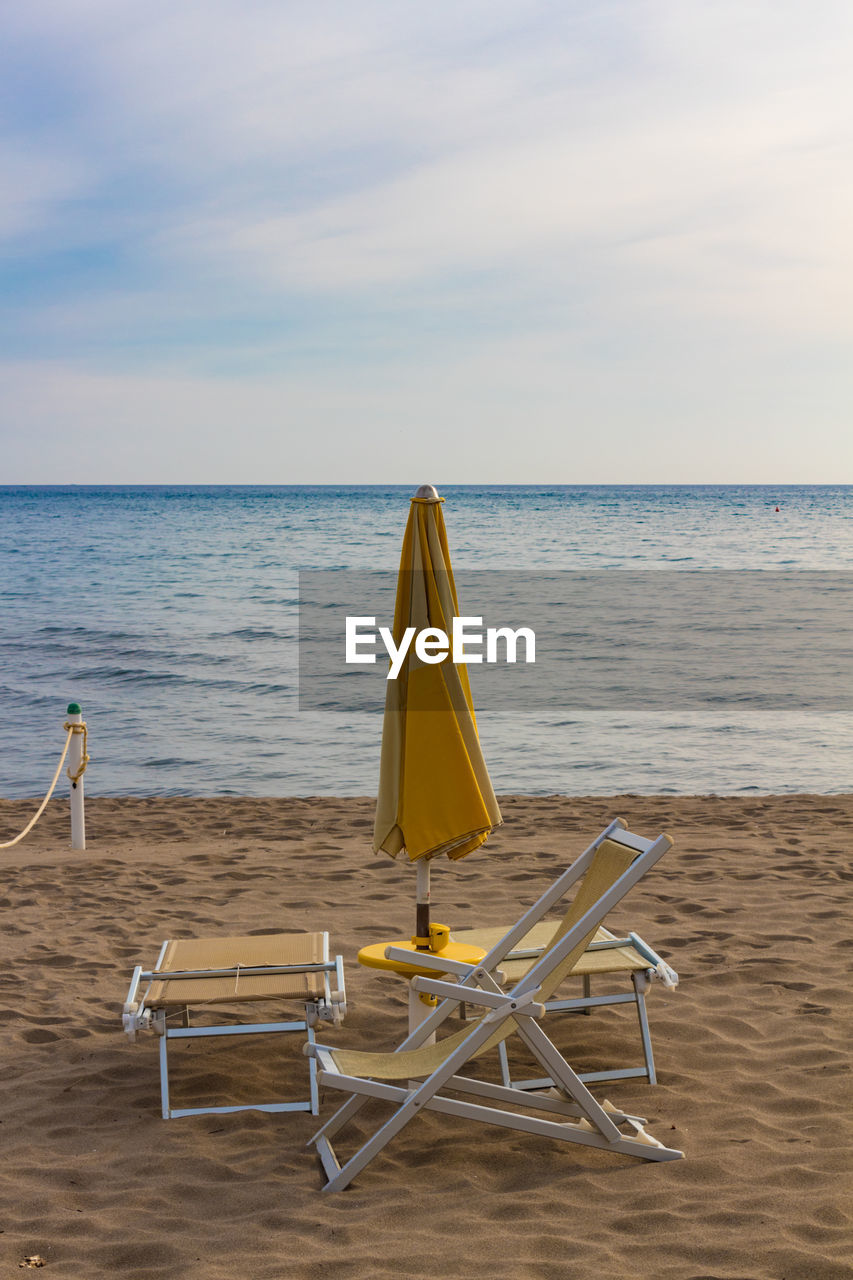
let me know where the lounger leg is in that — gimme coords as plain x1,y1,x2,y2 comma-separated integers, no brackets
497,1040,512,1088
632,973,657,1085
582,974,591,1014
306,1023,319,1115
159,1033,171,1120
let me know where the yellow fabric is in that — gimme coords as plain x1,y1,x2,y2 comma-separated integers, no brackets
451,924,648,981
146,933,328,1006
533,841,637,991
330,839,637,1080
373,496,502,862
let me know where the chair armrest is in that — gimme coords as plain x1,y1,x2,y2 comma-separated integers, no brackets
628,933,679,988
383,946,480,978
412,975,544,1019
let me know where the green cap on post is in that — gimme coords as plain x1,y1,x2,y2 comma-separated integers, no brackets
67,702,82,715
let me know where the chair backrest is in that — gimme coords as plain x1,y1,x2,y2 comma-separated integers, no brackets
466,833,651,1061
536,837,638,1000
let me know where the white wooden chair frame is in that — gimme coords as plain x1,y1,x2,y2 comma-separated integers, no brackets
308,824,683,1191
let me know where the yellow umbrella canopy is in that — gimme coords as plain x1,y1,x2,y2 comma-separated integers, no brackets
373,485,502,943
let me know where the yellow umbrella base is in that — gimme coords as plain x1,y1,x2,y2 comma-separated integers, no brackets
357,936,486,979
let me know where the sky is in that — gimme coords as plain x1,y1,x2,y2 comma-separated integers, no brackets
1,0,851,483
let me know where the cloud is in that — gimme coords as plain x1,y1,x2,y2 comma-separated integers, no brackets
1,1,852,477
0,138,92,241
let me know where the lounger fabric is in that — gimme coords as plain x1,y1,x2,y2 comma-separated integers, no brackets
452,924,648,981
146,933,328,1006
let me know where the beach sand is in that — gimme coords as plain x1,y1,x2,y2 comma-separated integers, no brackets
0,793,851,1279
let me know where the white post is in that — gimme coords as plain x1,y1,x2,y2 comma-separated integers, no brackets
66,702,86,850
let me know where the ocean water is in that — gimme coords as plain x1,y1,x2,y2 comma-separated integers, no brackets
1,484,850,799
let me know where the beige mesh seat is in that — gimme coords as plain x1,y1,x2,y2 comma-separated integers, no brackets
123,932,346,1119
308,822,682,1192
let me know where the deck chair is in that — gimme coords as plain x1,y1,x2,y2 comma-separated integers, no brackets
123,932,346,1119
308,825,683,1191
449,818,679,1089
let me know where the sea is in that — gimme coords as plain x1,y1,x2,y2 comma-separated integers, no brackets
1,484,850,799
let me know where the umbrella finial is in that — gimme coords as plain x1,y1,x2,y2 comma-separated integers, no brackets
413,484,441,502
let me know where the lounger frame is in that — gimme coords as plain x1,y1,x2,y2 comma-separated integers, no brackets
123,933,346,1119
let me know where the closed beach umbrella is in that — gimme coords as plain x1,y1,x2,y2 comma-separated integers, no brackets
374,485,502,947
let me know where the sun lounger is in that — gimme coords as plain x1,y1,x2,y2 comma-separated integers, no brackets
123,932,346,1118
308,824,682,1191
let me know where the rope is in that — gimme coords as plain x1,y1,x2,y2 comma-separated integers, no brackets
0,722,88,850
65,720,90,784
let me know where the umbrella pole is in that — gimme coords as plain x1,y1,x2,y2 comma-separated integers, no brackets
410,858,436,1042
415,858,430,949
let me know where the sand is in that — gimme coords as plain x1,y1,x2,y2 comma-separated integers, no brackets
0,793,851,1279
